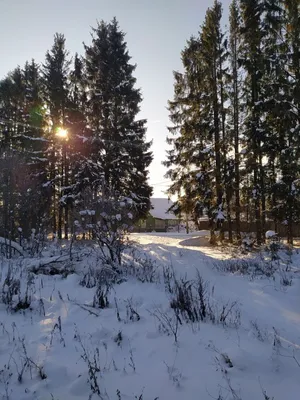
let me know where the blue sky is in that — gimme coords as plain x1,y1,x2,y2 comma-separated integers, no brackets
0,0,230,197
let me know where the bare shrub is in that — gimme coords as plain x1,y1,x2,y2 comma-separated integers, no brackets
50,316,66,347
75,328,102,398
164,361,183,388
114,331,123,347
163,265,175,294
124,253,160,283
1,268,35,313
1,267,21,306
278,268,292,286
150,307,180,343
125,298,141,322
93,280,111,309
170,278,198,323
250,320,269,342
91,190,136,266
80,266,100,288
14,337,47,382
214,259,264,276
29,259,75,277
80,264,124,289
170,273,241,328
0,363,13,400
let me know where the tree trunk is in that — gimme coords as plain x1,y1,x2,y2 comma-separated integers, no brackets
63,141,69,240
259,154,266,243
213,60,223,241
233,45,241,241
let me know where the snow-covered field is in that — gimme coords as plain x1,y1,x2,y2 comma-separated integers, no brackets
0,233,299,400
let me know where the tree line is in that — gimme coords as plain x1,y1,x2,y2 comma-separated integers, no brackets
165,0,300,245
0,18,152,241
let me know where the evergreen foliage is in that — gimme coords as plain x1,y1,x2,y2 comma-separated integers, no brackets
0,19,153,242
165,0,300,244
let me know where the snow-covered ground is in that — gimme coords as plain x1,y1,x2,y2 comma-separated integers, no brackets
0,233,299,400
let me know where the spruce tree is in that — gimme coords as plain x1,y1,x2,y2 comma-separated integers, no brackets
164,37,211,230
276,0,300,244
165,1,229,243
19,60,49,237
42,33,71,238
240,0,266,244
84,18,152,219
0,62,48,239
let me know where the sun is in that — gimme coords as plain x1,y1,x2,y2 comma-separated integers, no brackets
55,127,68,139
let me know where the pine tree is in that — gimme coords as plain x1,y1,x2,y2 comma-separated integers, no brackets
229,0,242,240
84,18,152,219
240,0,266,244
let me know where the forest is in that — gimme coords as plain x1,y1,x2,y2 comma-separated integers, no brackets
0,3,299,400
2,0,300,247
165,0,300,245
0,18,152,243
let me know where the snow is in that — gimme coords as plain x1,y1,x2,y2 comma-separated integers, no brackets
150,198,178,220
0,236,24,255
0,233,299,400
265,230,277,239
79,209,95,216
215,209,225,221
201,146,212,154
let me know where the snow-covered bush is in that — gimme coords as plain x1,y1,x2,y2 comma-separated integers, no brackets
214,259,265,276
76,188,137,266
123,253,160,283
93,279,111,309
21,228,46,257
74,328,102,398
1,266,35,312
92,195,134,265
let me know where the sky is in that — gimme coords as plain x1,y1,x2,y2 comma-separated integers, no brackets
0,0,230,197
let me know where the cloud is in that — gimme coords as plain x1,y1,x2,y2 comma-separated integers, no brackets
149,119,161,124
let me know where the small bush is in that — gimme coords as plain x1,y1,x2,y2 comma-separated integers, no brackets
29,260,75,277
163,265,175,294
1,269,35,313
75,327,102,398
114,331,123,346
125,299,141,322
80,265,125,289
150,307,180,343
250,320,269,342
214,259,264,276
93,281,110,309
124,253,160,283
80,267,100,288
170,273,241,328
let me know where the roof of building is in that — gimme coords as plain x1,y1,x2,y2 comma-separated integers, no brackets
150,198,178,220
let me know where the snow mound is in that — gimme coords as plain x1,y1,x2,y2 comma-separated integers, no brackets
265,230,277,239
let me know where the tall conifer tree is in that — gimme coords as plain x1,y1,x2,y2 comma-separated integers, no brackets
84,18,152,218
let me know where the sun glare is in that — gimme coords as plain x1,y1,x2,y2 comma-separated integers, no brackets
56,127,68,139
